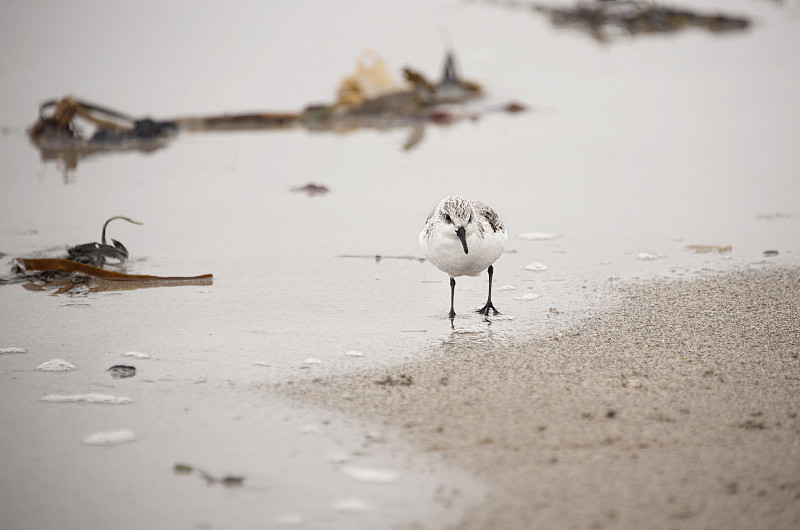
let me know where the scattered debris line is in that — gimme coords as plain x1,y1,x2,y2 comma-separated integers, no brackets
336,254,426,263
2,216,213,293
174,463,245,487
490,1,751,42
29,50,525,167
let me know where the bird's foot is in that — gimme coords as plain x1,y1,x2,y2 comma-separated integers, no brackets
476,301,500,316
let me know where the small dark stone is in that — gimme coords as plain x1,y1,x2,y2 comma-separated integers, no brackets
504,101,527,113
740,419,766,430
219,475,245,487
375,374,413,386
173,463,194,474
107,365,136,378
292,183,329,196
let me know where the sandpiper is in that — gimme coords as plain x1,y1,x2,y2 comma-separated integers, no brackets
419,195,507,318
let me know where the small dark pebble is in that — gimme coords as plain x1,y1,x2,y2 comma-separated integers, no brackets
376,374,413,386
292,183,329,196
107,365,136,378
504,101,527,113
177,463,246,487
740,419,766,430
763,250,779,257
219,475,245,487
173,463,194,474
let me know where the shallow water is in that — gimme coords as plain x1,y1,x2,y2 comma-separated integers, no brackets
2,0,800,528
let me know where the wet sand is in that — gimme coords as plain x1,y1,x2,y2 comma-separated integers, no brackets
279,266,800,529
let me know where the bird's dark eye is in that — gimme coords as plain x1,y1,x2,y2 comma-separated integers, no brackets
445,214,452,223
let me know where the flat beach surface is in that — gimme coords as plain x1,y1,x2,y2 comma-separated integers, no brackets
279,266,800,529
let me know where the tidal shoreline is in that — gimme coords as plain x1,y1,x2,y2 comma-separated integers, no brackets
278,266,800,529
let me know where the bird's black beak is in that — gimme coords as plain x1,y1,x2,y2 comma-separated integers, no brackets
456,226,468,254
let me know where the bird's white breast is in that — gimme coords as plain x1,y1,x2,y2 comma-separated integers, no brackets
420,221,507,277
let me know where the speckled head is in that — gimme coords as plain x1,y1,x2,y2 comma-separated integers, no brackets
436,196,475,253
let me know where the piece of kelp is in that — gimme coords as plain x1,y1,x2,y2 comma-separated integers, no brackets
29,98,178,170
173,463,245,487
29,49,522,168
12,257,212,293
67,216,142,267
15,258,212,282
522,1,751,42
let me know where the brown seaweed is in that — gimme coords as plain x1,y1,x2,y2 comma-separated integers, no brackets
29,50,523,169
14,258,212,282
686,244,732,254
7,258,212,294
29,98,177,170
173,463,245,487
291,183,330,196
486,0,751,42
2,216,212,293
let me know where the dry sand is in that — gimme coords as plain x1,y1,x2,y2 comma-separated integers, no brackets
278,266,800,529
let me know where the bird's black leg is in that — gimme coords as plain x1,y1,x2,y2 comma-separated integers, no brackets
476,265,500,315
449,277,457,319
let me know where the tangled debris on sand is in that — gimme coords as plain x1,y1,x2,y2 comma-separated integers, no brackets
2,216,213,293
29,50,524,168
66,216,142,267
173,463,245,487
486,0,751,42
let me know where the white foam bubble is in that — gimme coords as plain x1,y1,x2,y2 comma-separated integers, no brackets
332,498,373,513
36,359,76,372
121,351,150,359
497,285,516,291
304,358,322,364
516,293,540,301
524,262,549,271
637,252,665,261
345,350,365,357
341,466,398,484
0,347,27,354
41,394,132,404
299,424,319,434
275,513,304,526
83,429,136,446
